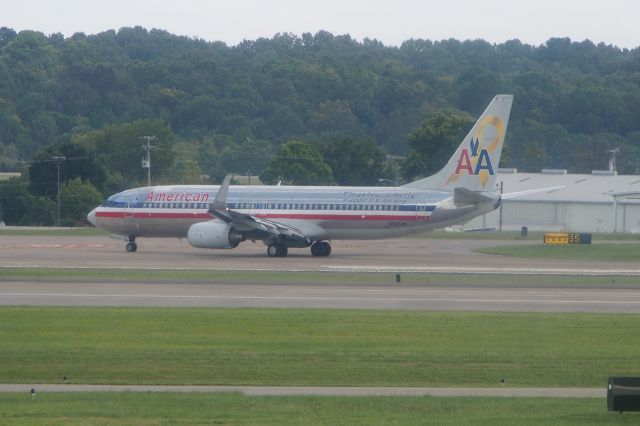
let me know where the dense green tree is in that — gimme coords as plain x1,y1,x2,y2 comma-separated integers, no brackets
310,100,364,137
21,195,55,226
162,158,205,185
457,69,503,114
260,140,333,185
59,177,103,226
322,137,392,185
0,27,639,180
0,175,55,225
0,175,31,224
0,101,29,153
198,136,272,183
92,119,176,187
28,139,108,198
0,27,17,48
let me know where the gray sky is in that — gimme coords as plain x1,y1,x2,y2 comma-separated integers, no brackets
4,0,639,48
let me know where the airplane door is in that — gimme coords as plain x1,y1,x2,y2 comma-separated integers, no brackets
416,205,428,222
124,201,134,218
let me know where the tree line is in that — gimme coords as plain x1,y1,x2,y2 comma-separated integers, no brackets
0,27,639,225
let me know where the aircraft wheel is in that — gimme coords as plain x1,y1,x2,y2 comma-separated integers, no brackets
319,241,331,256
125,242,137,253
267,243,288,257
311,241,331,257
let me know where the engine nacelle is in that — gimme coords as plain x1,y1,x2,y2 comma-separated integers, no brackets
187,221,245,249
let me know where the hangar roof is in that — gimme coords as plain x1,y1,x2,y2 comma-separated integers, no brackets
496,169,640,204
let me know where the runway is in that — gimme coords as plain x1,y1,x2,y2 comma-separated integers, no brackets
2,280,640,312
1,234,640,273
1,235,640,313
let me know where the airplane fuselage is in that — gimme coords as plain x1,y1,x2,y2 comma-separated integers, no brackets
89,184,489,241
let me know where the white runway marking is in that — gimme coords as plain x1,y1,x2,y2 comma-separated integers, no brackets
0,383,604,397
3,264,640,275
326,265,640,276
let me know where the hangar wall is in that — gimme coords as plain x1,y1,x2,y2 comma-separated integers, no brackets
469,201,640,233
461,171,640,234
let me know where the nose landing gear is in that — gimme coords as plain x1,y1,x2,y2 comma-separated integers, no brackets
125,236,137,253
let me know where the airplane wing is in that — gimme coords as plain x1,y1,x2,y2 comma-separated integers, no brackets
208,175,310,244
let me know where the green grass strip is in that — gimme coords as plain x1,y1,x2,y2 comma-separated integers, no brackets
0,228,107,236
2,267,640,287
475,243,640,262
413,230,640,241
1,307,639,387
1,393,633,425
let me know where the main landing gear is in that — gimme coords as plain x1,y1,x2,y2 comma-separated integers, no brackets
310,241,331,257
267,243,288,257
125,236,138,253
266,241,332,257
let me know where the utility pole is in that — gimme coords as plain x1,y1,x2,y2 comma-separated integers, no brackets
52,156,66,227
499,181,503,232
608,147,620,174
140,136,157,186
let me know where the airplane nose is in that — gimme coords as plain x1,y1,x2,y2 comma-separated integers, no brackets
87,208,97,226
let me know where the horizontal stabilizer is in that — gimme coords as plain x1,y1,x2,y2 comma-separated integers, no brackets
453,187,496,207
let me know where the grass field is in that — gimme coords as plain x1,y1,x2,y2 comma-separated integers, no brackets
475,243,640,262
2,393,634,425
413,230,640,241
1,307,639,387
0,227,107,236
2,266,639,288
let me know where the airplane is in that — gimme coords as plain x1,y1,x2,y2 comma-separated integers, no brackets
87,94,513,257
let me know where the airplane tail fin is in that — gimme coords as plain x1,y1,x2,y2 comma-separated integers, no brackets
403,94,513,192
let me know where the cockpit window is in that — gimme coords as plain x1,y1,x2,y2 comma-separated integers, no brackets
104,195,125,208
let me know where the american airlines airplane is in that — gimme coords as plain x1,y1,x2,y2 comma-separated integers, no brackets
87,95,513,257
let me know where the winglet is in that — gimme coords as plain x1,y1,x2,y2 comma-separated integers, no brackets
209,174,232,221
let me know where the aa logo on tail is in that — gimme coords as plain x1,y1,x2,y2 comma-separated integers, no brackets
445,115,505,188
454,138,494,176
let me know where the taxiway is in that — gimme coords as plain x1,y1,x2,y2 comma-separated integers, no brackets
1,235,639,313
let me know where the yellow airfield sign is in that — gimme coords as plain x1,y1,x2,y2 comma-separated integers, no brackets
543,232,592,245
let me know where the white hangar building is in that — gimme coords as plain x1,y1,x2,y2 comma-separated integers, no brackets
464,169,640,234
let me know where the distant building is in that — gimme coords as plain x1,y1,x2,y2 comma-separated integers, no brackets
464,169,640,234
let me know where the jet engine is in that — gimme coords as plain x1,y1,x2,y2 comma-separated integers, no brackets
187,221,245,249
